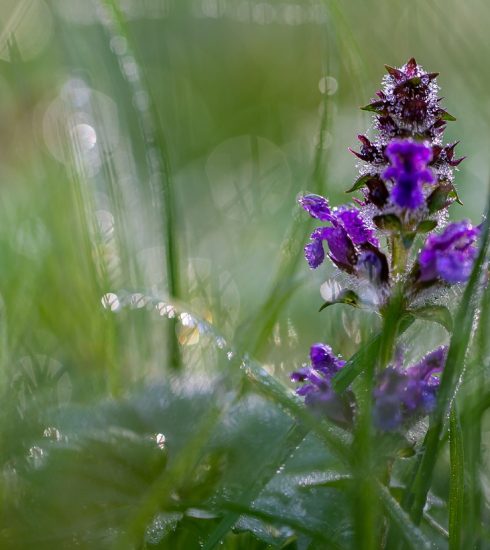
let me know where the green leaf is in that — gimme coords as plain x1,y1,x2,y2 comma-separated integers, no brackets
373,213,402,231
449,406,464,550
427,184,452,213
449,187,464,206
416,219,438,233
319,289,360,312
407,305,453,332
360,103,381,113
346,174,372,193
376,482,432,550
439,109,457,121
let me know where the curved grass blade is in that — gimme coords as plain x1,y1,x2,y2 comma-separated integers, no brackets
376,482,431,550
221,501,346,550
407,188,490,524
332,314,414,393
449,405,464,550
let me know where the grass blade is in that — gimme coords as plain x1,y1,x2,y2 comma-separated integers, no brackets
407,188,490,524
376,482,431,550
449,405,464,550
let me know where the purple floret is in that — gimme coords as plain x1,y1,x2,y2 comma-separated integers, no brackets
418,220,480,284
373,346,447,431
336,207,379,247
300,194,380,274
383,140,435,209
299,194,332,221
291,343,351,425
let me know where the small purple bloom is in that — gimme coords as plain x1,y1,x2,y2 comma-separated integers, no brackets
418,220,480,284
310,226,357,270
383,140,435,209
299,194,332,221
291,344,351,426
301,196,378,273
373,346,447,431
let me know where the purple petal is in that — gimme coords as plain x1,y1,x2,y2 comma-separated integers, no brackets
299,194,332,221
336,208,379,247
312,226,356,267
418,221,480,284
305,239,325,269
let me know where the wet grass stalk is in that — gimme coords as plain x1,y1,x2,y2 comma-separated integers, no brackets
101,0,182,369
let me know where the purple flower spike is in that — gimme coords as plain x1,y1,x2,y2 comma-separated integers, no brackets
418,220,480,284
383,140,435,209
299,194,332,221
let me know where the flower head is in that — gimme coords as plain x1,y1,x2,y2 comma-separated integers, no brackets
418,220,480,284
383,139,435,209
291,344,352,425
300,195,385,280
373,346,447,431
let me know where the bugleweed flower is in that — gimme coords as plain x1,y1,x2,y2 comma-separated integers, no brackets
373,347,447,431
300,195,387,280
291,344,352,425
418,220,480,284
382,140,435,210
292,344,447,431
293,59,480,432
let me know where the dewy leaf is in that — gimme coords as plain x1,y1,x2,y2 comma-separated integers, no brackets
360,102,384,113
416,219,438,233
439,109,457,122
449,406,464,550
373,213,402,231
407,305,453,332
319,289,360,312
346,174,372,193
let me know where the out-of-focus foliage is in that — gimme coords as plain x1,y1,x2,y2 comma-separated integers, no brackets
0,0,490,548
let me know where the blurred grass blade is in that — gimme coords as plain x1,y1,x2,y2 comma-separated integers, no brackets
376,482,431,550
449,405,464,550
408,188,490,524
332,315,414,393
101,0,182,369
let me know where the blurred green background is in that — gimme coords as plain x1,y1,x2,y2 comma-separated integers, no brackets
0,0,489,547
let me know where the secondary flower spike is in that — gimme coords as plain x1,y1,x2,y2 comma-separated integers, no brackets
383,140,435,209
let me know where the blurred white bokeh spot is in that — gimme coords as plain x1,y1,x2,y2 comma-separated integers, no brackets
43,83,119,174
